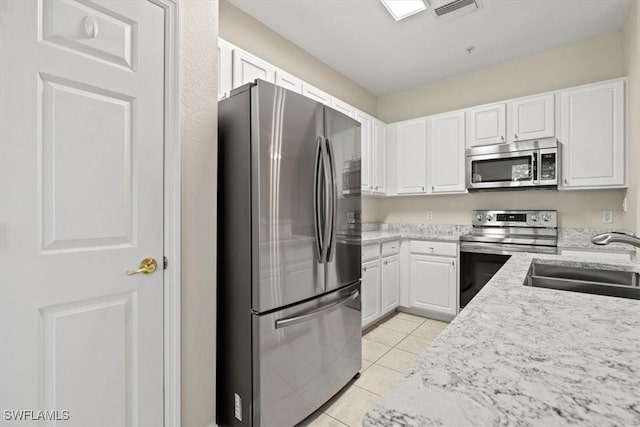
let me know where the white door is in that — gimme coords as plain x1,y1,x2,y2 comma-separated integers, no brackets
361,259,381,328
355,111,373,192
560,80,625,188
468,102,506,147
381,255,400,314
429,110,466,194
302,83,332,105
1,2,165,425
372,119,386,194
396,118,427,194
232,49,275,89
410,255,457,316
511,94,555,142
218,39,233,100
275,69,303,93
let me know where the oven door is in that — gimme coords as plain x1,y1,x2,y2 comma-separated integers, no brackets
466,149,538,190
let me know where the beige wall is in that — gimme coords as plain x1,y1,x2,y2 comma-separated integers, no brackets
370,32,627,229
623,0,640,233
180,1,218,426
377,32,624,122
367,190,626,228
219,0,377,116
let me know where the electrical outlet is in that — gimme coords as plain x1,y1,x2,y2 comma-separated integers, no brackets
602,211,613,224
426,211,433,220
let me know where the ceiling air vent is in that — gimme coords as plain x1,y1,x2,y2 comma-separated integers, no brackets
428,0,482,19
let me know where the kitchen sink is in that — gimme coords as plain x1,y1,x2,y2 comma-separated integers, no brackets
524,262,640,300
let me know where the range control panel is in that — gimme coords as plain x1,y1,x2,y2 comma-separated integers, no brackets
472,210,557,228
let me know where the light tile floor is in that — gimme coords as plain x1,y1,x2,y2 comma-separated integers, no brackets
299,312,449,427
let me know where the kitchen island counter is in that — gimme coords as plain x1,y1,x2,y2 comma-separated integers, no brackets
364,252,640,426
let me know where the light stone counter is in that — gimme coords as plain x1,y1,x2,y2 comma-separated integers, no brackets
364,253,640,426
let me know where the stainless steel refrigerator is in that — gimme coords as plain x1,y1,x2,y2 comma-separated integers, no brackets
217,80,362,426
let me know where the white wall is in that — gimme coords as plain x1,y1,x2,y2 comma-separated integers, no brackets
623,0,640,233
219,0,377,116
368,32,627,229
180,1,218,425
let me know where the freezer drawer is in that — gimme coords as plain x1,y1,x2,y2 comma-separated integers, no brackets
253,282,361,426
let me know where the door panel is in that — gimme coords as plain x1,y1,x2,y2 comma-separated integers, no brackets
324,107,362,292
429,110,465,193
255,282,361,426
373,119,386,193
382,255,400,313
512,94,554,141
255,82,325,312
232,49,275,89
469,103,506,147
0,1,165,425
362,260,381,327
410,255,457,316
355,111,372,192
396,119,427,194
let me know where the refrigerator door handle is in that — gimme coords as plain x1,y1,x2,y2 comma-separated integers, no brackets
274,289,360,329
325,138,338,263
320,137,332,263
314,136,325,263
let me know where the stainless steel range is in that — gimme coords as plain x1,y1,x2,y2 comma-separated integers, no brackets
459,210,558,308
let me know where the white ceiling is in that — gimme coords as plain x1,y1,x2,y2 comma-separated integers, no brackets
227,0,631,96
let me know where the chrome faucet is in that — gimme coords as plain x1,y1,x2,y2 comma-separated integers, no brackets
592,231,640,248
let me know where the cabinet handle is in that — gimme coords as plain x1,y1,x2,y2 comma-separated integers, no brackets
384,260,388,265
501,135,505,142
431,186,434,191
514,133,518,140
451,260,455,267
564,178,568,185
363,266,367,272
422,186,425,192
429,247,434,252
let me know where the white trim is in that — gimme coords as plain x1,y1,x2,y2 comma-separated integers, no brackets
148,0,181,425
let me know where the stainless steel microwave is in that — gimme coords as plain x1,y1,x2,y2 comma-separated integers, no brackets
466,139,558,191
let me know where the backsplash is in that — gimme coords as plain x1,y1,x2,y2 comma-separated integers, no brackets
363,222,471,235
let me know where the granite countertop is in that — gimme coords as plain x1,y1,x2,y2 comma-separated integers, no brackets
362,231,462,244
364,253,640,426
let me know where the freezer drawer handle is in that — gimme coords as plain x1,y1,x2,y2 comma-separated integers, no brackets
274,289,360,329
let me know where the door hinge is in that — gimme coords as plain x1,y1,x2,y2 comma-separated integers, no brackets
163,256,168,270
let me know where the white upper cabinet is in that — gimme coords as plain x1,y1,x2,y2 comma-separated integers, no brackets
396,118,428,194
372,119,386,194
302,83,332,105
355,110,373,193
232,49,275,89
428,110,466,194
331,97,355,118
468,102,506,147
560,80,625,189
275,69,303,93
218,39,232,100
510,94,555,141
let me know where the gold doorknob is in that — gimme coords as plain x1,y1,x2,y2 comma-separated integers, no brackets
126,258,157,275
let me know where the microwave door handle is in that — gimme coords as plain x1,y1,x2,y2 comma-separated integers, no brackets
533,153,539,184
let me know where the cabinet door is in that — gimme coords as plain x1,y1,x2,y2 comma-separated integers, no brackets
331,97,355,118
468,103,506,147
302,83,332,105
396,118,427,194
511,94,554,141
409,254,457,316
361,259,381,328
429,110,465,193
373,119,386,193
232,49,275,89
218,39,232,100
381,255,399,314
560,80,625,188
275,69,303,93
355,111,373,193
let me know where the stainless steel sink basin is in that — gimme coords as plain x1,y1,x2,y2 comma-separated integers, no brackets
525,263,640,300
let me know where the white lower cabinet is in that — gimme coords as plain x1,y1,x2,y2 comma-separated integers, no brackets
361,259,381,328
381,255,400,313
361,240,400,329
408,241,458,317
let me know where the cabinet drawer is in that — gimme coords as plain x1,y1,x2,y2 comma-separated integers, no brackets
362,243,381,262
410,240,457,257
381,240,400,257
